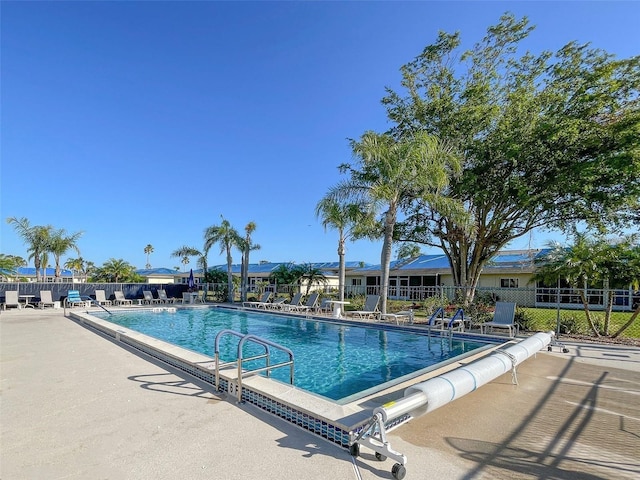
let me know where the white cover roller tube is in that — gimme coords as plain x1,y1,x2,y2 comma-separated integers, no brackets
375,331,553,422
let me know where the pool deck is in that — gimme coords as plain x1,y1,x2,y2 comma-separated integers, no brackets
2,307,639,479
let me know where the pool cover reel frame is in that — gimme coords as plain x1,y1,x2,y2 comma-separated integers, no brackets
350,331,564,480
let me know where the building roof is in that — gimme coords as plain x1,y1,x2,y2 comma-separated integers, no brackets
1,267,74,277
351,249,547,274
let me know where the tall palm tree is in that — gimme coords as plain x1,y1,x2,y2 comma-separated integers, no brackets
329,131,462,313
48,228,83,281
203,216,241,302
315,197,375,301
144,244,154,269
171,246,201,272
239,222,260,302
6,217,54,282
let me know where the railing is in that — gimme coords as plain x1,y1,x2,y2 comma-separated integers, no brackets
213,329,295,403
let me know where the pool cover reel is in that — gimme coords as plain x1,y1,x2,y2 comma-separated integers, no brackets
352,331,556,479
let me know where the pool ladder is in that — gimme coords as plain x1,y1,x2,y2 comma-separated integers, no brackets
213,329,295,403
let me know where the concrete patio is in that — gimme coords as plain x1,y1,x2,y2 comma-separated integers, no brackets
2,308,639,479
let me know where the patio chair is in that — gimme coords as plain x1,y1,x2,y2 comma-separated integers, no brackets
480,302,518,337
113,291,133,306
65,290,91,308
287,292,319,313
242,291,272,308
38,290,56,309
143,290,161,304
265,297,288,310
277,292,303,311
315,298,333,315
346,295,381,320
157,289,176,304
2,290,21,310
95,290,112,306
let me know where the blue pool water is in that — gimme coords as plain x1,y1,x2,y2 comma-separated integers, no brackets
95,307,491,402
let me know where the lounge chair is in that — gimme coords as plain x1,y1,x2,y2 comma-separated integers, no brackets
157,289,176,304
95,290,112,306
265,297,287,310
347,295,381,320
315,298,333,315
287,292,319,313
480,302,518,337
277,292,303,311
66,290,91,308
113,291,133,306
2,290,21,310
143,290,161,304
38,290,56,309
242,291,272,308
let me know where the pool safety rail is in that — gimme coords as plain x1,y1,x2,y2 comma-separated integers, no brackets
213,329,295,403
350,331,561,480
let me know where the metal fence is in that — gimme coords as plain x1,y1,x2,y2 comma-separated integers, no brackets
3,282,638,339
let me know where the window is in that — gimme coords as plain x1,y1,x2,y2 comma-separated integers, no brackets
501,278,518,288
351,278,362,286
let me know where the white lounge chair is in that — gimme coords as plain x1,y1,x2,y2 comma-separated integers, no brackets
265,297,288,310
157,289,176,303
38,290,56,309
2,290,21,310
95,290,112,306
480,302,517,337
243,292,272,308
277,292,303,311
287,292,319,313
113,291,133,306
143,290,161,304
347,295,381,320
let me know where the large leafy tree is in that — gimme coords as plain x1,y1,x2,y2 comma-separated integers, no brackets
383,13,640,302
315,197,376,301
328,130,462,313
203,216,241,303
48,228,83,281
0,254,27,278
239,222,260,303
6,217,54,281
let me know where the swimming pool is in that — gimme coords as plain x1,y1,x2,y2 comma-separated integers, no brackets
94,307,493,403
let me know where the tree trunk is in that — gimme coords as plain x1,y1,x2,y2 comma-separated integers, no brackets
226,247,234,303
380,206,396,315
338,232,345,302
579,291,601,337
611,305,640,338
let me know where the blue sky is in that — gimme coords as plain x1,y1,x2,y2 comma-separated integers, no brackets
1,1,638,271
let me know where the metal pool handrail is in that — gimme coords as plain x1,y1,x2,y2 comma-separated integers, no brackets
213,329,295,403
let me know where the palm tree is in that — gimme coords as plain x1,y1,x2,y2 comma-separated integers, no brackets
144,244,154,269
239,222,260,302
315,198,375,301
297,263,328,296
203,216,241,303
6,217,54,282
269,263,299,295
98,258,136,283
534,234,604,336
171,246,201,271
64,257,85,281
329,131,462,313
48,228,83,281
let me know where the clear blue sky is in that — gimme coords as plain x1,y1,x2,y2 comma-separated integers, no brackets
1,1,638,270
